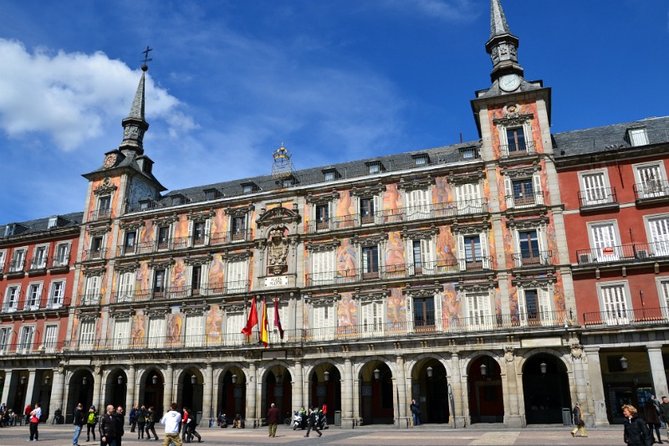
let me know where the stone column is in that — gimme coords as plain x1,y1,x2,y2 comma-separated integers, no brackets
24,369,36,408
2,370,13,407
94,366,103,412
648,346,669,398
449,353,466,428
395,355,409,428
570,345,590,421
341,358,354,428
292,360,303,410
246,363,257,426
127,365,136,409
163,364,173,411
502,348,522,427
203,363,214,427
584,347,609,426
49,368,65,416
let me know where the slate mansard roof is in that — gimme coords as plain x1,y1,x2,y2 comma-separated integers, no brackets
0,212,83,241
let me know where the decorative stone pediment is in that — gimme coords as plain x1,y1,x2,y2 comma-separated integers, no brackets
353,289,387,302
114,261,140,273
152,213,178,227
505,215,548,229
305,191,340,205
110,310,133,319
223,250,252,262
511,273,555,288
305,239,340,252
350,183,386,197
188,209,215,222
86,225,112,236
350,233,388,247
267,226,289,275
493,111,533,127
501,164,540,178
400,226,438,240
397,175,435,191
456,279,496,293
304,293,339,306
119,219,145,231
402,283,441,297
145,307,170,317
451,220,491,234
224,304,245,313
446,170,485,185
94,177,118,196
256,205,301,227
184,255,213,266
148,257,175,269
82,266,106,277
78,311,99,321
182,304,207,316
225,204,254,217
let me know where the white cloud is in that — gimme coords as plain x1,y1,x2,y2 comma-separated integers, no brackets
0,39,186,151
379,0,479,22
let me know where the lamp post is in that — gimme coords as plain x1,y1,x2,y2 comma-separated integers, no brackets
152,375,158,385
324,370,330,382
620,356,629,370
117,375,123,385
426,366,433,378
82,376,87,385
540,362,547,375
373,368,380,380
231,374,238,384
480,363,488,377
191,375,196,385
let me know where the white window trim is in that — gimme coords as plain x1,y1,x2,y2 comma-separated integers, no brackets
578,169,612,206
644,214,669,257
517,285,554,327
148,317,166,349
43,324,58,352
31,244,49,270
24,282,43,310
454,182,483,215
634,162,667,199
18,325,36,354
596,281,632,326
497,121,533,156
226,259,249,293
53,242,71,266
48,280,65,309
311,249,336,285
4,284,21,312
656,276,669,320
9,247,27,272
224,311,245,346
112,318,130,349
629,128,649,146
587,220,622,262
404,187,432,220
79,319,96,349
462,289,493,331
457,232,490,271
359,299,384,337
311,302,335,341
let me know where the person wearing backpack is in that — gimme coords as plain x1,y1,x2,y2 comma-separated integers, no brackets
86,406,98,442
136,405,147,439
72,402,85,446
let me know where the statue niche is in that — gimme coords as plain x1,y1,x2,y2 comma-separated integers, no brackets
267,227,289,275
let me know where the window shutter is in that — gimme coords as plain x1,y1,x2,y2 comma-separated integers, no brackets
533,173,544,205
479,232,490,269
434,293,443,331
536,226,547,263
498,125,509,156
457,234,466,271
517,288,527,326
200,263,210,292
204,219,212,245
522,122,533,151
504,177,514,209
188,221,194,247
373,195,380,223
421,238,435,274
539,287,552,324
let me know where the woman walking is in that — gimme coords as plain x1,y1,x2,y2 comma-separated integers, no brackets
623,404,652,446
86,406,98,442
145,406,159,441
570,402,588,437
28,403,41,441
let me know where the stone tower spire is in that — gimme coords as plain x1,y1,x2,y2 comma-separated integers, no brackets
119,63,150,155
485,0,524,85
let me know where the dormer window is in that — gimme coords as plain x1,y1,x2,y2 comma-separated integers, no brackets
204,188,220,201
460,146,479,160
323,169,339,182
171,194,186,206
47,216,58,229
281,176,296,188
628,127,649,147
241,182,258,194
139,199,152,210
366,161,383,175
412,154,429,166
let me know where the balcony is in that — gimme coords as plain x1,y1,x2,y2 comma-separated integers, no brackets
210,229,252,245
81,292,101,305
49,256,70,273
500,140,536,159
28,257,48,275
583,306,669,327
575,241,669,265
109,281,252,304
88,208,111,221
578,187,619,212
82,248,107,261
512,250,552,268
6,260,25,277
634,180,669,203
506,191,544,209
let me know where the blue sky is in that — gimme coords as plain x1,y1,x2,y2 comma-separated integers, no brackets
0,0,667,223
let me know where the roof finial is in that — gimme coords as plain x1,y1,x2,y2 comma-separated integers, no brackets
141,45,153,72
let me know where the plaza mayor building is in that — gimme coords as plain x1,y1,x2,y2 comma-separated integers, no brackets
1,0,668,428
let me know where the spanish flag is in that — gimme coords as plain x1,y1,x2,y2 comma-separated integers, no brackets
260,297,269,347
241,296,258,337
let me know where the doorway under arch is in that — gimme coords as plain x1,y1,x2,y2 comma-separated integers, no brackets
359,361,393,425
309,363,341,424
523,353,571,424
468,355,504,423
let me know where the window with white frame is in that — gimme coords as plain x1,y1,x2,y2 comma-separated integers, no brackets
156,225,171,250
504,174,543,208
411,295,436,329
457,232,490,271
3,285,20,312
598,282,630,325
359,196,378,225
189,263,209,296
314,202,331,230
54,243,70,266
629,128,649,146
9,248,26,272
514,227,547,266
361,245,380,278
518,286,553,326
18,325,35,353
185,314,203,347
226,259,248,293
43,324,58,352
152,268,166,297
122,230,137,255
224,311,245,346
147,317,165,348
0,249,5,272
48,280,65,308
589,221,620,262
90,236,104,259
455,183,483,214
118,271,135,302
635,163,666,199
405,188,431,220
84,275,101,304
267,299,288,344
311,303,334,341
658,278,669,319
464,291,492,330
0,327,11,354
408,238,437,275
97,195,111,217
25,283,42,310
31,245,48,270
647,216,669,257
498,121,532,156
112,319,130,349
360,300,384,336
78,319,96,349
190,219,210,247
310,250,336,285
230,215,247,241
580,171,611,206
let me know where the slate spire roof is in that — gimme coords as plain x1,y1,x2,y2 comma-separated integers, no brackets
489,0,511,39
119,64,150,154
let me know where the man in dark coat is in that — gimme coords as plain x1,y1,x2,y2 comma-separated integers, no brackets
267,402,280,438
623,404,652,446
72,402,85,446
99,405,119,446
304,407,322,438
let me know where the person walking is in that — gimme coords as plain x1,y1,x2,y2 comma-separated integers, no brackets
99,404,120,446
570,402,588,437
86,405,98,442
181,407,190,442
623,404,653,446
28,402,41,441
145,406,159,441
185,415,201,443
160,402,183,446
136,405,147,440
72,402,85,445
304,407,322,438
129,405,138,433
645,396,663,444
410,399,421,426
661,397,669,438
267,402,280,438
114,406,125,446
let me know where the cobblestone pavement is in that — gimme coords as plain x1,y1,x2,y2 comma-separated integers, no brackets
0,424,632,446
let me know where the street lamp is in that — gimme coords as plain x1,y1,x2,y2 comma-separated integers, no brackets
191,375,196,385
324,370,330,382
373,368,380,380
152,375,158,385
480,363,487,377
117,375,123,385
232,374,238,384
43,375,50,385
426,366,433,378
82,376,88,385
20,375,27,384
540,362,547,375
620,356,629,370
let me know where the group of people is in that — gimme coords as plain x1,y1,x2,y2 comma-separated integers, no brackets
0,402,21,426
622,395,669,446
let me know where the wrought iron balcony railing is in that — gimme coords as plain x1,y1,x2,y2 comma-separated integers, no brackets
583,306,669,327
634,180,669,201
576,241,669,265
500,140,536,158
578,186,618,209
512,250,552,267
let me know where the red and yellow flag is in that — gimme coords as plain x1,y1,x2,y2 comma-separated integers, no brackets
241,296,258,337
260,297,269,347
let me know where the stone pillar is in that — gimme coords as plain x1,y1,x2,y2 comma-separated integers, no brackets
163,364,173,411
584,347,609,426
570,345,590,421
24,369,36,408
502,348,523,427
127,365,136,410
648,346,669,398
341,358,354,428
94,365,103,411
395,355,409,428
292,360,303,410
49,368,65,417
203,363,214,426
246,363,257,426
449,353,466,428
2,370,13,407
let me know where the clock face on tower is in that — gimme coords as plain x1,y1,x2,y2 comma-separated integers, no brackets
499,74,521,92
103,153,117,169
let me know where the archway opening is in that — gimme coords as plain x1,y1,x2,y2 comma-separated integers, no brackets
219,369,245,425
468,355,503,423
263,366,292,422
179,369,203,422
140,370,164,419
105,370,127,409
309,364,341,424
66,370,94,423
413,359,449,424
359,361,393,425
522,353,571,424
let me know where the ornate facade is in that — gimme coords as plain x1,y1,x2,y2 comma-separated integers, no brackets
0,0,668,428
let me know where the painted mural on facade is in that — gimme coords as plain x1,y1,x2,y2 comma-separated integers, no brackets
385,231,405,269
335,190,355,228
337,292,357,334
208,254,225,292
433,176,452,209
135,262,150,295
206,304,223,344
382,183,403,221
210,209,227,242
132,310,146,346
171,259,187,291
386,287,406,329
440,282,459,329
336,239,356,276
167,311,183,346
436,227,457,268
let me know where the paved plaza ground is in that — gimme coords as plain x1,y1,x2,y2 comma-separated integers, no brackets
0,423,633,446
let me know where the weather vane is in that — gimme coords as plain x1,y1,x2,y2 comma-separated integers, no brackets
141,46,153,71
